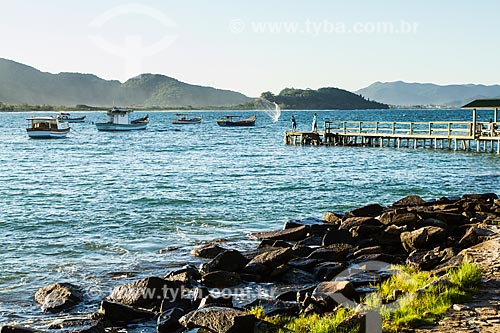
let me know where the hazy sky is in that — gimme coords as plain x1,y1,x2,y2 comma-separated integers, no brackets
1,0,499,96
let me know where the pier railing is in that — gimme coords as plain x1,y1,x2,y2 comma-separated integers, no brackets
324,120,474,137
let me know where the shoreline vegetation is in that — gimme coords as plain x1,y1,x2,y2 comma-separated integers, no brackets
2,193,499,333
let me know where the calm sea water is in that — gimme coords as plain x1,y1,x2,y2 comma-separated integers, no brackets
0,109,499,326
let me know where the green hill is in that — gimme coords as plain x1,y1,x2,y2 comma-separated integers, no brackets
356,81,500,107
0,58,251,107
260,87,389,110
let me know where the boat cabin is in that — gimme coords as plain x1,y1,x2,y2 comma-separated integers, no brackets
106,108,133,124
27,117,60,130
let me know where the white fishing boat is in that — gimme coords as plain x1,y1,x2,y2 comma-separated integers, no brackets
26,116,70,139
95,107,149,131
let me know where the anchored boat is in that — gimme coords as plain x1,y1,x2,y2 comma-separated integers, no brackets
96,107,149,131
26,116,70,139
57,112,86,123
216,115,256,127
172,113,202,124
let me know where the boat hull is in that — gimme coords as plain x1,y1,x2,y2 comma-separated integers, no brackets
95,122,148,131
217,115,256,127
65,117,86,123
27,128,70,139
172,119,202,124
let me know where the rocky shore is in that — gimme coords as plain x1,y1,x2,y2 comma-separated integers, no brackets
2,193,500,333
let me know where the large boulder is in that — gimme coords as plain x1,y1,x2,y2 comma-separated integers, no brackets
279,268,317,285
377,211,418,227
179,307,256,333
323,211,343,224
400,226,447,252
0,326,37,333
307,244,353,261
201,271,242,288
157,308,185,333
311,281,357,310
346,203,384,217
393,195,426,207
406,248,456,271
457,226,494,248
164,265,201,287
339,217,382,231
322,229,353,246
109,277,182,309
47,317,105,332
201,250,249,274
249,226,308,241
34,283,83,313
244,248,294,274
243,299,298,317
191,243,226,259
99,300,155,324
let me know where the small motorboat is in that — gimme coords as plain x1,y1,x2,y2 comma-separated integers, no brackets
216,115,256,127
26,116,70,139
57,112,86,123
172,113,202,124
96,107,149,131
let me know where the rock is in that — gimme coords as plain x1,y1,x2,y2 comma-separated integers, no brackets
288,258,321,272
353,253,400,264
249,226,308,242
407,247,457,271
323,211,343,224
393,195,426,207
276,290,298,302
99,300,155,324
350,224,384,238
421,211,467,225
198,295,233,308
400,226,447,252
110,277,182,309
0,326,38,333
308,243,353,261
291,244,314,258
421,218,448,229
296,235,322,247
309,224,336,236
279,268,317,285
346,203,384,217
164,265,201,287
322,229,353,246
243,299,298,317
47,317,104,333
313,262,345,281
458,226,494,248
311,281,357,310
157,308,185,333
202,271,242,288
257,239,291,249
201,250,249,274
270,264,291,279
378,211,417,227
245,248,294,273
191,244,226,259
339,217,382,231
352,246,383,259
179,307,256,333
34,282,83,313
462,193,498,201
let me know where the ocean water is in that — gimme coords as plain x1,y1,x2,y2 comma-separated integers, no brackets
0,109,499,327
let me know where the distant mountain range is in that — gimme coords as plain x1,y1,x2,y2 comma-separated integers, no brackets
260,88,388,110
0,58,251,107
356,81,500,107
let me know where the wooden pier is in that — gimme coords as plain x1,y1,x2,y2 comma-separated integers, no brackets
284,99,500,154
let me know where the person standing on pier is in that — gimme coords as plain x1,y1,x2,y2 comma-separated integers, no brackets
291,115,297,132
311,112,318,132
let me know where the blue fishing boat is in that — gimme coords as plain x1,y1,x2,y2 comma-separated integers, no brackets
96,107,149,131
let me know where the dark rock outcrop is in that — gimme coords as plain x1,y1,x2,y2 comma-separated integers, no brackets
34,283,83,313
157,308,185,333
250,226,308,241
99,300,155,324
201,271,242,288
179,307,256,333
400,226,447,252
201,250,249,274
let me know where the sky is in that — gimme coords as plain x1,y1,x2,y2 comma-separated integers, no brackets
1,0,500,97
